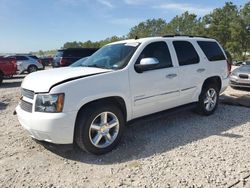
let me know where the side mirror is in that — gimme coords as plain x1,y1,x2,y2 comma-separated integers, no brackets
134,58,159,73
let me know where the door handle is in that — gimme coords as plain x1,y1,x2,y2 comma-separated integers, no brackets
166,74,177,79
197,68,205,73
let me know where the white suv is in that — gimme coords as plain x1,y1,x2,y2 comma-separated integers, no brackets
8,55,44,73
16,36,230,154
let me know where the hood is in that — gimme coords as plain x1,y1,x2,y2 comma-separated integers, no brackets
21,67,111,93
234,65,250,74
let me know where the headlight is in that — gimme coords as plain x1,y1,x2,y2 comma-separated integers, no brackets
231,71,237,77
35,93,65,113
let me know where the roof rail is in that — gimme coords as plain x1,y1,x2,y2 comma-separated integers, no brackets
162,34,210,38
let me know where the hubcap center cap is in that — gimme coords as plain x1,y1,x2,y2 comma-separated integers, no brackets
100,124,109,134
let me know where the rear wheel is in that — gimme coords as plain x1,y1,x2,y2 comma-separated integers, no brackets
197,84,219,115
75,103,125,155
27,65,38,73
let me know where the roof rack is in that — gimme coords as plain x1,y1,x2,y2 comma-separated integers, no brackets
162,34,210,38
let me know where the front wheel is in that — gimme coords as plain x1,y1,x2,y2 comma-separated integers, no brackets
196,84,219,116
75,103,125,155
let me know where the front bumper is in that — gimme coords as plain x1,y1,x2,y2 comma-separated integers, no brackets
16,105,77,144
230,76,250,88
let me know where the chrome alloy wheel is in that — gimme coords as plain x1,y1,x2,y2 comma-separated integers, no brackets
204,88,217,111
89,112,120,148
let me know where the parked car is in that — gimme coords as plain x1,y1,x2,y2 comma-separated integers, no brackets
7,55,44,73
16,36,230,154
52,48,98,67
0,57,17,85
39,57,53,66
230,61,250,89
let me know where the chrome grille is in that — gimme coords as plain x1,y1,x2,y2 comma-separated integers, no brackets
20,100,33,113
21,88,34,99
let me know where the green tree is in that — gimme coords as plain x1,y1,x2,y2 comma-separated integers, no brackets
128,18,167,38
164,12,204,35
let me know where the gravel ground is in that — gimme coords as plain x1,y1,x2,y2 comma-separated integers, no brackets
0,75,249,188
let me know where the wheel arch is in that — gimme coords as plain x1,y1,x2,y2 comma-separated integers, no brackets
75,96,128,123
201,76,222,92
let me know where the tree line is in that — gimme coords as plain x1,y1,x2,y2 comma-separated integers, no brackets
41,2,250,60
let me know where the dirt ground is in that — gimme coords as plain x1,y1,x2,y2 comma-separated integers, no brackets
0,75,249,188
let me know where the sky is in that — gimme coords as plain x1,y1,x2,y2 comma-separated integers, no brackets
0,0,248,53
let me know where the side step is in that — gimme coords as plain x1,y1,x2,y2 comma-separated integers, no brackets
127,102,197,125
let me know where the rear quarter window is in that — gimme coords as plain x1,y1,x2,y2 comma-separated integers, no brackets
197,41,226,61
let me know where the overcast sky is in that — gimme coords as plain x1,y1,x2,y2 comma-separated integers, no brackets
0,0,247,53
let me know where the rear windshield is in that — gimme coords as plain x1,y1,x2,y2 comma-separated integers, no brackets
54,51,63,58
197,41,226,61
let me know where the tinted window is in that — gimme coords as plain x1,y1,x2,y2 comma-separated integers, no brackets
197,41,226,61
173,41,199,66
137,41,173,69
63,49,98,58
16,56,28,61
29,55,39,59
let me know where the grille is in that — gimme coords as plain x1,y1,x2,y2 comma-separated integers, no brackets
239,74,249,79
20,100,33,113
21,88,34,99
230,81,250,87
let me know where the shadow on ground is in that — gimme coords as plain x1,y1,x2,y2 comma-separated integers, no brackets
0,81,22,88
220,92,250,108
0,101,9,110
39,102,250,165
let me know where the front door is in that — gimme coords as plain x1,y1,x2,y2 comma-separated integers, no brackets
129,41,180,119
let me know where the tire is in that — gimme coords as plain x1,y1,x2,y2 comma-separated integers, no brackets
75,103,125,155
27,65,38,73
0,72,3,85
196,83,219,116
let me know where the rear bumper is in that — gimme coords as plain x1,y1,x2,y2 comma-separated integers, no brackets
16,105,77,144
220,77,229,93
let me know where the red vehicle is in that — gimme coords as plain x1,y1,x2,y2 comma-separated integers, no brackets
0,57,17,85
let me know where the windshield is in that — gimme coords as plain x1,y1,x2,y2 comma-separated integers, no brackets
76,42,140,70
70,57,88,67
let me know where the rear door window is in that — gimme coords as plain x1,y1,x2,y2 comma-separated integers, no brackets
197,41,226,61
173,41,200,66
16,56,28,61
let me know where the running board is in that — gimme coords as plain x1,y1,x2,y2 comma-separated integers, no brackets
127,102,197,125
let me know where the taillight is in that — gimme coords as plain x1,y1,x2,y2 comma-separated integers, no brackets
38,59,43,64
60,58,67,66
227,60,232,76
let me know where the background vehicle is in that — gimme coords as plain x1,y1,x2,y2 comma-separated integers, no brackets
52,48,98,67
7,55,44,73
39,57,53,66
0,57,17,85
230,61,250,89
16,36,229,155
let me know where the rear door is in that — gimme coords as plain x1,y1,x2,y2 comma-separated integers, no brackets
171,40,205,104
